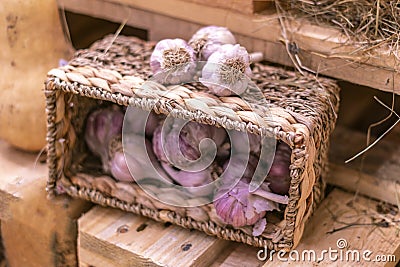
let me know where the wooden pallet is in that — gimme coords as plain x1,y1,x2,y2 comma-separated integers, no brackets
0,141,92,267
58,0,399,94
78,189,400,267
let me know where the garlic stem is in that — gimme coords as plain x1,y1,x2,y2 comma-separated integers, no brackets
251,189,289,204
249,52,264,63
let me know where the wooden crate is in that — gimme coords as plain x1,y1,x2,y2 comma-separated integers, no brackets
78,188,400,266
0,141,92,267
58,0,399,94
180,0,273,14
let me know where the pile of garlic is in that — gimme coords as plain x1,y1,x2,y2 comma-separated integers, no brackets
150,26,255,97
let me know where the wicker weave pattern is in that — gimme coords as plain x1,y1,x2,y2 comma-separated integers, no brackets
45,35,339,250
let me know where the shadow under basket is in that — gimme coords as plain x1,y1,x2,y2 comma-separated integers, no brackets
45,35,340,251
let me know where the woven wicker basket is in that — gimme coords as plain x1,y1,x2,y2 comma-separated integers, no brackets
45,35,339,251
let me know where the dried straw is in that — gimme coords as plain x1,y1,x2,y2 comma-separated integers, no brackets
279,0,400,56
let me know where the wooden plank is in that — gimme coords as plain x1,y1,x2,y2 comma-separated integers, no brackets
78,189,400,266
211,244,263,267
0,141,91,267
180,0,273,14
78,206,231,267
328,126,400,205
211,189,400,266
0,141,47,220
328,164,399,206
267,189,400,266
330,126,400,182
58,0,400,93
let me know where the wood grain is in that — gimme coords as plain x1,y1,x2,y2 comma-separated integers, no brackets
0,141,47,220
0,141,91,267
328,126,400,205
77,189,400,266
180,0,273,14
78,207,231,267
214,189,400,267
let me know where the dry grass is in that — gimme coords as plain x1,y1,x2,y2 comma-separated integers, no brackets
279,0,400,56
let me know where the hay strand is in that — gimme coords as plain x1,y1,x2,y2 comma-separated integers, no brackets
279,0,400,55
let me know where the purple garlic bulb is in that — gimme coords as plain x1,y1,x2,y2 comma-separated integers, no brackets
110,135,170,183
189,25,236,60
150,38,196,84
152,119,227,169
200,44,252,96
214,180,278,228
222,154,258,183
161,162,213,187
211,126,230,159
85,106,124,172
265,142,292,195
229,130,261,156
124,107,163,138
110,150,133,182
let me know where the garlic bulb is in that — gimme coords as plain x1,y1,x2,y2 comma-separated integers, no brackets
161,162,213,187
152,118,226,170
110,150,133,182
264,142,292,195
124,107,163,138
214,180,278,228
84,106,124,172
189,26,236,60
110,134,171,183
229,130,261,156
222,153,258,183
200,44,252,96
150,38,196,84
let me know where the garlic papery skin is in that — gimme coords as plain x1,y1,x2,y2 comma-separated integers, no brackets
150,38,196,84
110,150,134,182
161,162,213,188
229,130,261,156
189,26,236,60
124,107,163,138
152,118,226,171
222,153,258,184
214,180,278,228
200,44,252,97
114,134,172,183
84,106,124,172
263,142,292,195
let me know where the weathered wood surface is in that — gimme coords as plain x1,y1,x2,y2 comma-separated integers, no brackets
0,141,91,267
328,126,400,205
78,189,399,266
0,141,47,220
180,0,273,14
78,206,231,267
58,0,399,93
